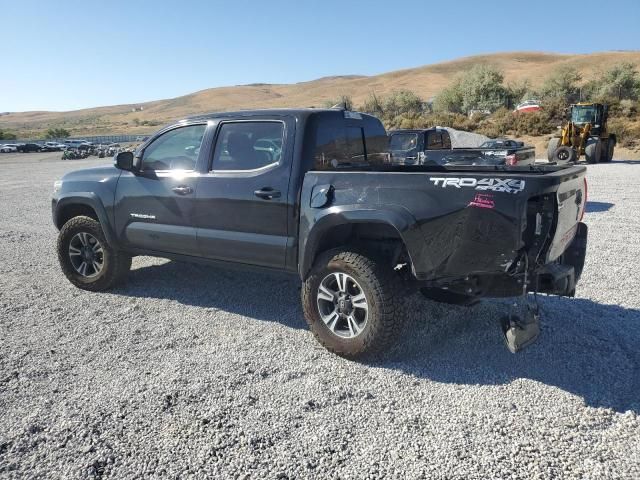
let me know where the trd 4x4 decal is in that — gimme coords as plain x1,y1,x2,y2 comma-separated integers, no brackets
429,177,526,194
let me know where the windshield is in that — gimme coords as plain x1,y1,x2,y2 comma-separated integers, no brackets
571,105,597,124
389,133,418,151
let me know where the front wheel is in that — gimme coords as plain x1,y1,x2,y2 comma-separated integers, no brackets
57,216,131,291
301,249,404,359
553,146,577,164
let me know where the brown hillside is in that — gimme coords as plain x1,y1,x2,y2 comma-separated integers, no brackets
3,51,640,138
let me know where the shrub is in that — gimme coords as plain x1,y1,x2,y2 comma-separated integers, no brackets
0,129,17,140
323,95,353,110
45,127,70,139
608,118,640,147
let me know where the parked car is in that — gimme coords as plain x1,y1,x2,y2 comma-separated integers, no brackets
0,144,18,153
515,100,542,113
41,142,68,152
64,140,92,151
17,143,42,153
388,128,536,167
52,109,588,357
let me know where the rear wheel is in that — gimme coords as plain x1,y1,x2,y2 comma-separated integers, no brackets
585,138,602,164
603,137,615,162
553,146,577,164
301,249,404,359
547,138,560,162
57,216,131,291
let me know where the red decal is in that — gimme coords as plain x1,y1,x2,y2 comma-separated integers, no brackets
468,193,495,209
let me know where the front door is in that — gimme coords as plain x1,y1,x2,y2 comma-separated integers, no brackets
194,119,293,269
114,123,206,256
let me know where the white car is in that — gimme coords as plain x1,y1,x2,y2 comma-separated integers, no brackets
0,144,18,153
42,142,68,151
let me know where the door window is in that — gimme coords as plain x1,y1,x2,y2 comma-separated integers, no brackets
211,122,284,171
142,124,206,171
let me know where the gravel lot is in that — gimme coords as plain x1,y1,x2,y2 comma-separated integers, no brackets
1,152,639,479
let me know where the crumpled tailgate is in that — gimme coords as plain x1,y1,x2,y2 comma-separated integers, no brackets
546,170,587,261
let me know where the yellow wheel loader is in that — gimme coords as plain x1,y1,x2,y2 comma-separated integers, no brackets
547,103,616,164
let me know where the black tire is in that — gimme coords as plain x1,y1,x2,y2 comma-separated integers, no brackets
553,146,577,164
585,138,602,164
57,216,131,291
603,137,615,162
599,139,609,163
301,249,404,359
547,138,560,162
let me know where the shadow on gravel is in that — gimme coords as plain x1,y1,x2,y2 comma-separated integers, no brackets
586,201,614,213
117,260,640,413
611,160,640,165
380,295,640,414
116,260,306,330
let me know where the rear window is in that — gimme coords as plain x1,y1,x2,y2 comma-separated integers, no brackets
389,133,418,151
313,116,387,170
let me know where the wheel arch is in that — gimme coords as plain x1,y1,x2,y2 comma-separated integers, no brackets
54,194,116,245
299,207,417,280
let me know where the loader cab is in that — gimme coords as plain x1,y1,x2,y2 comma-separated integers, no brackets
571,103,607,136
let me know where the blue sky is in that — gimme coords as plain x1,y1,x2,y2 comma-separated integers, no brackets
1,0,639,112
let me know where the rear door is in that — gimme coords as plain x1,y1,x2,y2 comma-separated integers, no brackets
193,117,294,268
114,123,206,256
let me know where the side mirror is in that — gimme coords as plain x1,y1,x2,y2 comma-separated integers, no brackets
115,151,135,171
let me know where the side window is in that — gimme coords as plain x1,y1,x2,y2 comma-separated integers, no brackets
212,122,284,171
427,132,444,150
142,124,206,171
442,132,452,149
313,125,367,169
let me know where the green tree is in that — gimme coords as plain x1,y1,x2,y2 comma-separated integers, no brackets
433,80,464,113
433,65,507,114
540,66,582,102
594,62,639,101
382,90,424,118
0,129,17,140
506,78,536,107
45,127,70,139
458,64,507,113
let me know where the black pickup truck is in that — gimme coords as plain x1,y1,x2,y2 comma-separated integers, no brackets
389,128,536,167
52,109,587,358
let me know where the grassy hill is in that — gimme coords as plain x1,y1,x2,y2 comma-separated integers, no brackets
3,51,640,138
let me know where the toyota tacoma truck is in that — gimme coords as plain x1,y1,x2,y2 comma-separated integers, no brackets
388,128,536,167
52,108,587,358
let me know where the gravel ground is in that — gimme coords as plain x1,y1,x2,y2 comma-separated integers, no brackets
1,152,639,479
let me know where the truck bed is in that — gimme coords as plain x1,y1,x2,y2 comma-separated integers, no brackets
300,164,587,292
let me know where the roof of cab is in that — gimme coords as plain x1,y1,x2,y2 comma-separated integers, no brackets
183,108,348,122
389,127,449,134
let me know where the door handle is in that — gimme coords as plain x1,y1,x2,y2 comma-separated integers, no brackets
254,188,281,200
172,185,193,195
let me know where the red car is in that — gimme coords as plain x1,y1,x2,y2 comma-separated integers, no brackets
515,100,542,113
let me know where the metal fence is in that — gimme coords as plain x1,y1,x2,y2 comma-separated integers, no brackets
2,134,149,145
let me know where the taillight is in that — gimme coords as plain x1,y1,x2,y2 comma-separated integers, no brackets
505,154,517,166
580,178,588,221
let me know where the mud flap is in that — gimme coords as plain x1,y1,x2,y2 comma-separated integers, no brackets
500,304,540,353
